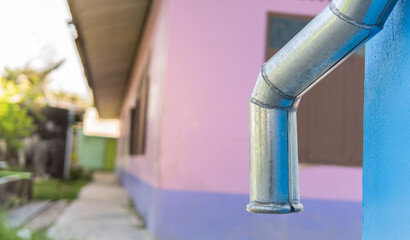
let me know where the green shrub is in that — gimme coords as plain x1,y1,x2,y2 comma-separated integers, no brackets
69,166,92,181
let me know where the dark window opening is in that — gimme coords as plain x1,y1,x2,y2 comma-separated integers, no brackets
266,13,364,166
129,73,149,156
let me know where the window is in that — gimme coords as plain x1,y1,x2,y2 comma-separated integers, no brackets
267,13,364,166
129,72,149,155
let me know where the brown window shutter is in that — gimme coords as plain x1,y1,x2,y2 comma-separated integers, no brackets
266,13,364,166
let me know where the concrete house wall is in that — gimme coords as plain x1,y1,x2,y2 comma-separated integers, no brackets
117,0,363,239
363,1,410,239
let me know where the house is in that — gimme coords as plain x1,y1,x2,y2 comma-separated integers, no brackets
67,0,410,239
75,108,119,171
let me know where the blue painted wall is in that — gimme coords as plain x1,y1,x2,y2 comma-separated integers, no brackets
119,170,361,240
363,1,410,239
119,169,158,234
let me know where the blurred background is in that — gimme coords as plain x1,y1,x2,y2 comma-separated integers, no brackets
1,0,407,240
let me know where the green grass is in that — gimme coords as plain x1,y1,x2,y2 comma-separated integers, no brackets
0,217,53,240
28,230,52,240
32,179,88,201
0,217,22,240
0,171,31,179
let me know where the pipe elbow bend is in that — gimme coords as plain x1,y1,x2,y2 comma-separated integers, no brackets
248,68,303,214
250,68,300,111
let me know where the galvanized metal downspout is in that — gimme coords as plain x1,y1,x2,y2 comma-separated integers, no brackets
247,0,399,214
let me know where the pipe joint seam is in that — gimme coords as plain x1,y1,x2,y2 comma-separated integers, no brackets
251,69,300,110
329,3,383,30
249,97,299,111
261,64,295,100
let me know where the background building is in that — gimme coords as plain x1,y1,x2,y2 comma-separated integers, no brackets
75,108,119,171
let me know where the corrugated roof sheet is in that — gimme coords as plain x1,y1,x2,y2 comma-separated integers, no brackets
67,0,151,118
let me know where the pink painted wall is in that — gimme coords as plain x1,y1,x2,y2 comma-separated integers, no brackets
119,0,362,202
159,0,361,201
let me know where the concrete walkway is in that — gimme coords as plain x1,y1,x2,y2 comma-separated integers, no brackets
7,201,52,228
48,172,154,240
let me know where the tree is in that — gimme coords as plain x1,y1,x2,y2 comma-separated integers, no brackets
0,61,63,165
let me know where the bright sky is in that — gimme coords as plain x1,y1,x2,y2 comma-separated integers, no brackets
0,0,91,100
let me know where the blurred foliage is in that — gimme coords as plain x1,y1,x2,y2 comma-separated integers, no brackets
0,216,25,240
0,216,53,240
0,62,63,164
69,165,92,181
2,61,64,109
0,103,36,152
2,195,27,210
49,90,90,107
